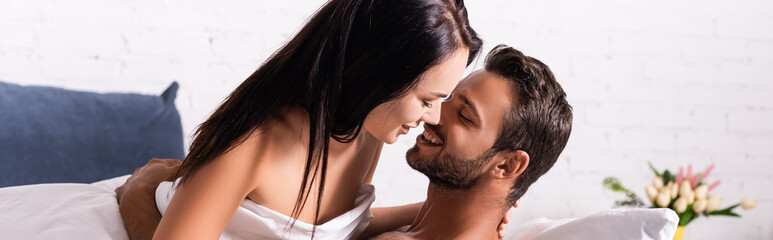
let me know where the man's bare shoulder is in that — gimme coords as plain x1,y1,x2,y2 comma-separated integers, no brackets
370,232,412,240
369,226,413,240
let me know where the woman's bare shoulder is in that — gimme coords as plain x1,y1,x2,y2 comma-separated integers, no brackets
236,105,310,167
253,106,309,141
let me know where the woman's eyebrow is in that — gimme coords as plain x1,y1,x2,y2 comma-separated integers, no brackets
429,92,449,99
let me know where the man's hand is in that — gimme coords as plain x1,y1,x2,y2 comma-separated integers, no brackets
115,158,182,240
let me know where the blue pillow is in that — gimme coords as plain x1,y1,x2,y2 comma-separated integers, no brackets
0,81,185,187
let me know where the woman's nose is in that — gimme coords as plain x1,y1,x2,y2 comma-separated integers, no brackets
421,104,441,125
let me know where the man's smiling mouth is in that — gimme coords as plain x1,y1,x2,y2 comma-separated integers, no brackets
418,127,444,146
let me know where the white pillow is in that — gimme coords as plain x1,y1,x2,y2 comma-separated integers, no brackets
507,208,679,240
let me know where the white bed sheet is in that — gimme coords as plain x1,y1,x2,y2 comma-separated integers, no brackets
0,175,678,240
507,208,679,240
0,175,130,239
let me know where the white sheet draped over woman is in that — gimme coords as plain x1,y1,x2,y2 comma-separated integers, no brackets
155,179,375,240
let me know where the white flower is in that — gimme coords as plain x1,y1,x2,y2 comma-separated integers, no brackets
679,180,692,198
656,191,671,207
674,197,688,213
706,195,722,212
653,177,664,189
670,182,679,197
694,185,709,199
683,192,695,204
693,198,707,213
741,198,757,210
645,184,658,202
663,188,672,200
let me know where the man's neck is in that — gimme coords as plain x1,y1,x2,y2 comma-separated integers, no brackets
402,183,506,240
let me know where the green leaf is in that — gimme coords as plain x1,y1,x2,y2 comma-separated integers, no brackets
713,204,740,212
648,162,662,178
706,204,742,218
707,211,741,217
603,177,631,195
677,208,694,226
662,170,675,183
603,177,645,208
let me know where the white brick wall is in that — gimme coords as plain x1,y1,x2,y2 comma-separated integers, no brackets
1,0,771,238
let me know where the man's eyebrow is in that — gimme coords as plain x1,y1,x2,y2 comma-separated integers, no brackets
458,94,481,122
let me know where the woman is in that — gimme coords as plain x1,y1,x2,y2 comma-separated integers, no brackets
120,0,487,239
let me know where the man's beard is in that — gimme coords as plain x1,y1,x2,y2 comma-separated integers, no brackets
406,146,495,190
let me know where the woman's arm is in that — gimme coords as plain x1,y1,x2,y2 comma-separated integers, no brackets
152,135,266,240
357,142,424,239
358,203,424,239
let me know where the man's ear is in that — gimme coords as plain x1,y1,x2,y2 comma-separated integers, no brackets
491,150,529,179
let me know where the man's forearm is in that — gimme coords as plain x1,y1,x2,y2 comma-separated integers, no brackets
115,158,181,240
357,202,423,239
118,185,163,240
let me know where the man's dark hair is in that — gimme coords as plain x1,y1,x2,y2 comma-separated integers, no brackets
485,45,573,204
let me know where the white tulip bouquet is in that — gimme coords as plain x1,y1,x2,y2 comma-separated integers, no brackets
604,163,756,226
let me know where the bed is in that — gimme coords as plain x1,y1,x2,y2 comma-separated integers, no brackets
0,81,678,239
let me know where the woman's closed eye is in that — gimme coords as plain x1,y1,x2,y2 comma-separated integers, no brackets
422,100,433,108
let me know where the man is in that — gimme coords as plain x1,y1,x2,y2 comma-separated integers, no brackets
372,45,572,239
116,45,572,239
